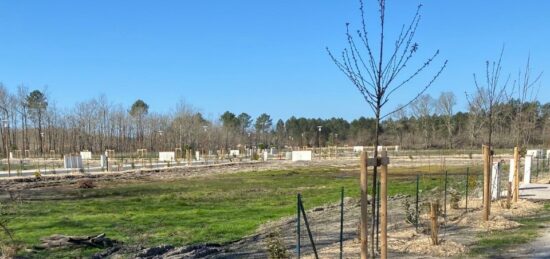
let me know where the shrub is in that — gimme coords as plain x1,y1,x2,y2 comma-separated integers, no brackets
266,230,289,259
77,179,96,189
403,198,419,226
449,189,461,209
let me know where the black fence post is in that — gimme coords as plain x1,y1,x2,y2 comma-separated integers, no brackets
297,193,301,258
465,168,469,213
415,174,419,230
340,187,344,259
299,197,319,259
444,170,448,218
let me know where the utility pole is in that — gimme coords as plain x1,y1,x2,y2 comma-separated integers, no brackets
2,119,10,177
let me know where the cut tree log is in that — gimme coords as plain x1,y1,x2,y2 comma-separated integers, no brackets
35,233,118,250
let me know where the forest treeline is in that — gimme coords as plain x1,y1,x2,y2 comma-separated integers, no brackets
0,85,548,156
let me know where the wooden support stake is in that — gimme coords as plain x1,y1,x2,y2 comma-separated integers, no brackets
513,147,520,202
430,201,439,245
359,151,369,259
380,151,388,259
483,145,491,221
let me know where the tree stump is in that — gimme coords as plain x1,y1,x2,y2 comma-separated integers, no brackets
430,201,439,246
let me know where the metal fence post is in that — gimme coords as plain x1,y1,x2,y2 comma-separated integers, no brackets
444,170,448,218
465,168,469,213
299,197,319,259
340,187,344,259
297,193,301,258
415,174,419,230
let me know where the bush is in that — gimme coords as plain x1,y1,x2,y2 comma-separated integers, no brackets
449,189,461,209
266,230,289,259
403,198,419,226
77,179,96,189
252,153,260,161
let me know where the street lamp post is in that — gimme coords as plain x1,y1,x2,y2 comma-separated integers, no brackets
2,119,10,177
40,132,45,173
202,125,208,164
317,126,323,159
157,130,164,152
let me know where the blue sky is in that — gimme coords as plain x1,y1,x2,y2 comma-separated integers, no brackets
0,0,549,121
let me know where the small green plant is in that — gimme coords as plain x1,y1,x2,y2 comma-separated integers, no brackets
449,189,461,209
34,170,41,179
266,230,289,259
252,153,260,161
468,174,478,190
403,198,419,226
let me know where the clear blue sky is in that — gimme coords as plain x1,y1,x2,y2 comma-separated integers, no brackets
0,0,549,121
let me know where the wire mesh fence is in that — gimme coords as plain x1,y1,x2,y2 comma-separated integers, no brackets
293,156,550,258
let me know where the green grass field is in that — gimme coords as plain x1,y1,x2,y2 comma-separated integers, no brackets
2,165,480,257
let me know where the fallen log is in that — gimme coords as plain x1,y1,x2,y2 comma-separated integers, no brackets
35,233,118,250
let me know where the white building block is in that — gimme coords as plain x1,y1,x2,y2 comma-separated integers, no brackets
64,155,83,169
292,151,312,161
491,162,501,200
80,151,92,160
353,146,364,153
159,152,175,162
524,155,532,184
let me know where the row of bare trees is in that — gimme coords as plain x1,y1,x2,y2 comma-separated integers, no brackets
0,83,547,157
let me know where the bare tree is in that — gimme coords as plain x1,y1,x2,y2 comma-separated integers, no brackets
466,91,485,147
511,55,542,147
411,94,435,148
436,92,456,149
467,47,509,147
327,0,446,255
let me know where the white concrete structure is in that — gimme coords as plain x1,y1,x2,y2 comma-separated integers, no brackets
195,151,201,161
80,151,92,160
547,150,550,159
527,149,544,158
285,152,292,160
100,155,108,169
270,147,277,155
229,150,240,156
263,151,268,161
64,155,83,169
524,155,533,185
353,146,364,153
159,152,175,162
292,151,312,161
491,162,501,200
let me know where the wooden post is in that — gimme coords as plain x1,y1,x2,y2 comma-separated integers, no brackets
380,151,388,259
430,201,439,245
359,151,369,259
513,147,520,202
483,145,491,221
